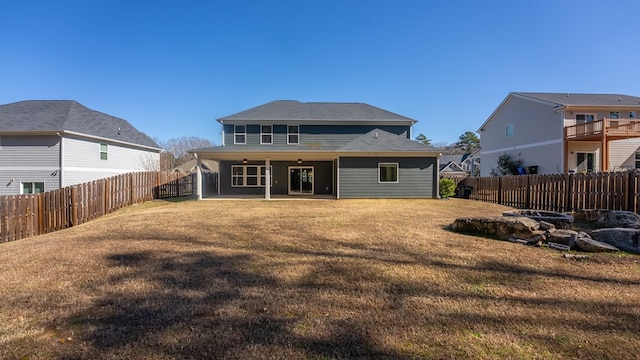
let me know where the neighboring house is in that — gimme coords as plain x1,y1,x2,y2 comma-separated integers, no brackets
460,149,481,176
479,92,640,176
439,154,467,177
0,100,162,195
173,159,219,173
190,100,440,199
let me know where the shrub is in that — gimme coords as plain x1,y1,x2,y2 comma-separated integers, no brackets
439,178,456,198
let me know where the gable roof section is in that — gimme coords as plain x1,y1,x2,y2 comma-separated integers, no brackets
218,100,417,125
479,92,640,131
0,100,160,149
337,129,437,152
440,161,465,173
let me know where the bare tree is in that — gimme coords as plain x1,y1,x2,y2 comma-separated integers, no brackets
155,136,215,171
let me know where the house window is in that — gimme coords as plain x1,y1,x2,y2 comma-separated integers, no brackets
379,163,399,183
234,125,246,144
231,165,272,187
609,111,620,119
576,152,595,173
261,125,273,144
576,114,595,123
636,151,640,169
288,125,299,144
630,111,637,119
505,124,514,137
22,182,45,194
100,143,108,160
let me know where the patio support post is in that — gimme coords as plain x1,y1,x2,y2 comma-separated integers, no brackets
265,158,271,200
196,155,202,200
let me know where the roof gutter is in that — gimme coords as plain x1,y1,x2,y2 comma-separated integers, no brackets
0,130,163,152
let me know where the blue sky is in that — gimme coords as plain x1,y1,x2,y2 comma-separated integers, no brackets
2,0,639,146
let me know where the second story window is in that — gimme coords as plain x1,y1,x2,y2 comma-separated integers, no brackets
261,125,272,144
630,111,637,119
576,114,595,123
505,124,514,137
100,143,108,160
609,111,620,119
234,125,246,144
288,125,299,144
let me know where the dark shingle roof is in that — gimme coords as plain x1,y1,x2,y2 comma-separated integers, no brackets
514,92,640,107
338,129,437,152
218,100,417,124
0,100,160,149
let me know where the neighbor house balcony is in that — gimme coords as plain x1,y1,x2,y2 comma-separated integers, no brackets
565,118,640,141
564,118,640,172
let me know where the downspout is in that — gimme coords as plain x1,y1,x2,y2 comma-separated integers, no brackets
57,132,64,188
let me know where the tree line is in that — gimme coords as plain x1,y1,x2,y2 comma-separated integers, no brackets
415,131,480,155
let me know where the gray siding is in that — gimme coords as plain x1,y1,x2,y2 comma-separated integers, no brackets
223,124,410,148
0,135,60,167
218,160,333,196
480,96,564,175
63,136,159,186
339,157,436,198
0,135,61,195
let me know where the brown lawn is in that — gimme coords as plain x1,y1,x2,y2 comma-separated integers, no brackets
0,198,639,359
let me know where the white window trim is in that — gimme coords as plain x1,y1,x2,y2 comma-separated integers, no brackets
378,163,399,183
231,165,272,187
505,124,514,138
287,125,299,144
21,182,45,194
100,143,108,160
260,125,273,145
234,125,246,145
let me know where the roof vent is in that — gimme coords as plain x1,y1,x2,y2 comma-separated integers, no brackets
375,132,379,139
117,127,121,135
619,96,622,102
566,93,570,97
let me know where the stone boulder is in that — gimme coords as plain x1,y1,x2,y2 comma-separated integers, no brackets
575,237,620,252
573,209,640,229
450,216,541,241
545,229,579,246
590,228,640,254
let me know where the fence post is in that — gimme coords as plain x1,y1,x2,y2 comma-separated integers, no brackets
525,175,531,209
627,170,635,212
565,173,573,212
497,177,502,204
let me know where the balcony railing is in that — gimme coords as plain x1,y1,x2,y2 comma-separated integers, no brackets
565,118,640,140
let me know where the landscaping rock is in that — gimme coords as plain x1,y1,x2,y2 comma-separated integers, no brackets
545,229,579,246
573,209,640,229
503,210,574,229
589,228,640,254
450,216,540,241
575,237,620,252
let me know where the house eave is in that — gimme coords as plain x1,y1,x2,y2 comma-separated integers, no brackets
218,119,416,126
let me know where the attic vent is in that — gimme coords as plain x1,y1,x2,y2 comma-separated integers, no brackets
619,97,622,102
375,132,379,139
566,93,570,97
117,127,121,135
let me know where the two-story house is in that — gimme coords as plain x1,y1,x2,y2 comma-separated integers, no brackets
479,92,640,176
190,100,440,199
0,100,162,195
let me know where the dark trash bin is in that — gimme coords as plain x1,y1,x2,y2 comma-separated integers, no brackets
525,166,538,174
517,167,526,175
455,184,473,199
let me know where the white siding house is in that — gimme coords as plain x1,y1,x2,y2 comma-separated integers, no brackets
0,100,161,195
479,93,640,176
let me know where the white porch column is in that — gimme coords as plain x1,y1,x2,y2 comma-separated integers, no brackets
265,158,271,200
196,155,202,200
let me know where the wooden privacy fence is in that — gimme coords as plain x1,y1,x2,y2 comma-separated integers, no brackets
460,171,640,213
0,171,201,243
